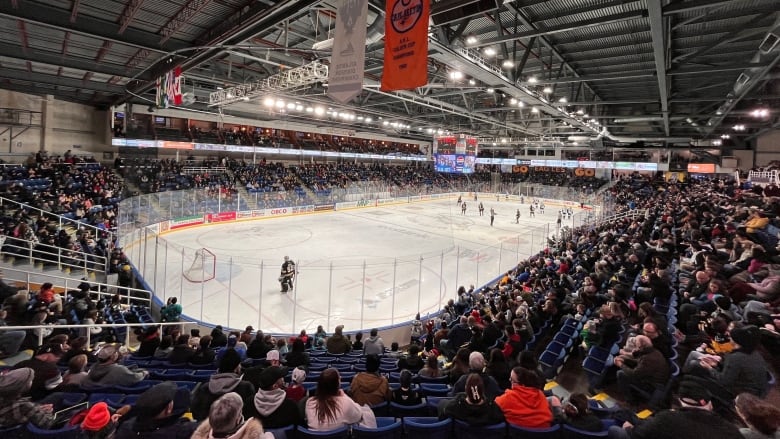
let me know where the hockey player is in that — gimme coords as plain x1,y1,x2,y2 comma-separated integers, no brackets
457,195,462,205
490,208,496,226
478,202,484,216
539,202,545,214
529,205,535,218
515,209,520,224
280,256,296,293
461,201,467,215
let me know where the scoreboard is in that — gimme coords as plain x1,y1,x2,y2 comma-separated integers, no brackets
433,134,478,174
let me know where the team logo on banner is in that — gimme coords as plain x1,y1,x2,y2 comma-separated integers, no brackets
381,0,429,91
155,66,183,109
328,0,368,103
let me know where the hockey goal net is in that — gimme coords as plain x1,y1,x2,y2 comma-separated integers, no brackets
183,248,217,283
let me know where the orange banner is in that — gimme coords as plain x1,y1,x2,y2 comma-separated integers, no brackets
381,0,429,91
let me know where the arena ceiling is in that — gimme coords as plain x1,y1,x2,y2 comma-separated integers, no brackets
0,0,779,147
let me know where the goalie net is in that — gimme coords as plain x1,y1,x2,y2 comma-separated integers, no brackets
183,248,217,283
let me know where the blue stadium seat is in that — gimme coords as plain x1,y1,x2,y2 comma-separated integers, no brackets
507,423,561,439
453,420,506,439
403,417,452,439
296,425,350,439
352,417,403,439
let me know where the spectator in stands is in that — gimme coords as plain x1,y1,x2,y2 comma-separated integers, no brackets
554,393,603,432
81,344,148,390
116,381,197,439
441,316,472,359
0,320,26,359
608,380,742,439
325,325,351,354
449,351,502,401
688,325,770,400
210,325,228,348
392,369,422,406
191,349,255,421
134,325,161,358
614,335,670,406
286,367,307,403
440,373,505,425
397,344,424,372
284,338,309,369
418,353,442,378
189,335,215,365
59,353,89,389
249,365,301,428
495,366,553,428
160,297,182,324
0,368,55,428
217,336,246,363
239,326,253,345
304,368,376,430
246,332,272,360
154,335,174,359
349,354,390,406
446,347,471,386
80,402,131,439
362,328,385,355
13,342,64,400
193,392,274,439
167,334,195,364
352,332,364,351
188,329,201,349
486,348,511,391
735,392,780,439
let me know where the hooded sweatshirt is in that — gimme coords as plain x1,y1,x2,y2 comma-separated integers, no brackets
494,384,552,428
191,417,274,439
80,362,145,389
362,336,385,355
190,373,256,421
349,372,390,406
250,388,301,428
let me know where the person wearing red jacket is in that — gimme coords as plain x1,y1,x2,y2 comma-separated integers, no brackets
495,366,553,429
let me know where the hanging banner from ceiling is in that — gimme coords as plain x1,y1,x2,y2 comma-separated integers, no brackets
328,0,369,103
381,0,429,91
155,66,183,109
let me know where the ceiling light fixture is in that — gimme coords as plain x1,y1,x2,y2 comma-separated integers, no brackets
528,76,538,84
502,60,514,68
484,47,496,56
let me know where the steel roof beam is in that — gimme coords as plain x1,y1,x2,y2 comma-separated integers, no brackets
70,0,80,22
647,0,670,135
663,0,750,15
118,0,146,34
0,1,190,53
159,0,213,44
468,10,646,48
0,43,143,79
0,68,127,94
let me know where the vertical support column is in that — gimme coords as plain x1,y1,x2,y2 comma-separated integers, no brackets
327,261,333,331
258,261,264,331
391,258,397,325
360,260,366,329
417,256,423,314
38,95,55,153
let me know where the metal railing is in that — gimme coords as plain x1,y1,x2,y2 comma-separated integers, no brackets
1,237,109,276
3,321,189,351
2,265,152,307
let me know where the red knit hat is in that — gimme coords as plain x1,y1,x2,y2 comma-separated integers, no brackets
81,402,111,431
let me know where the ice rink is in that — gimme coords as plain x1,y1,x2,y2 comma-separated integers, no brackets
133,197,583,334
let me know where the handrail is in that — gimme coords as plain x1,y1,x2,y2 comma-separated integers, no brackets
2,266,152,307
2,321,190,351
0,196,116,243
2,236,110,276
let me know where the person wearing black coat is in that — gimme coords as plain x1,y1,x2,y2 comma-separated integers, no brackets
210,326,228,348
440,374,505,426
